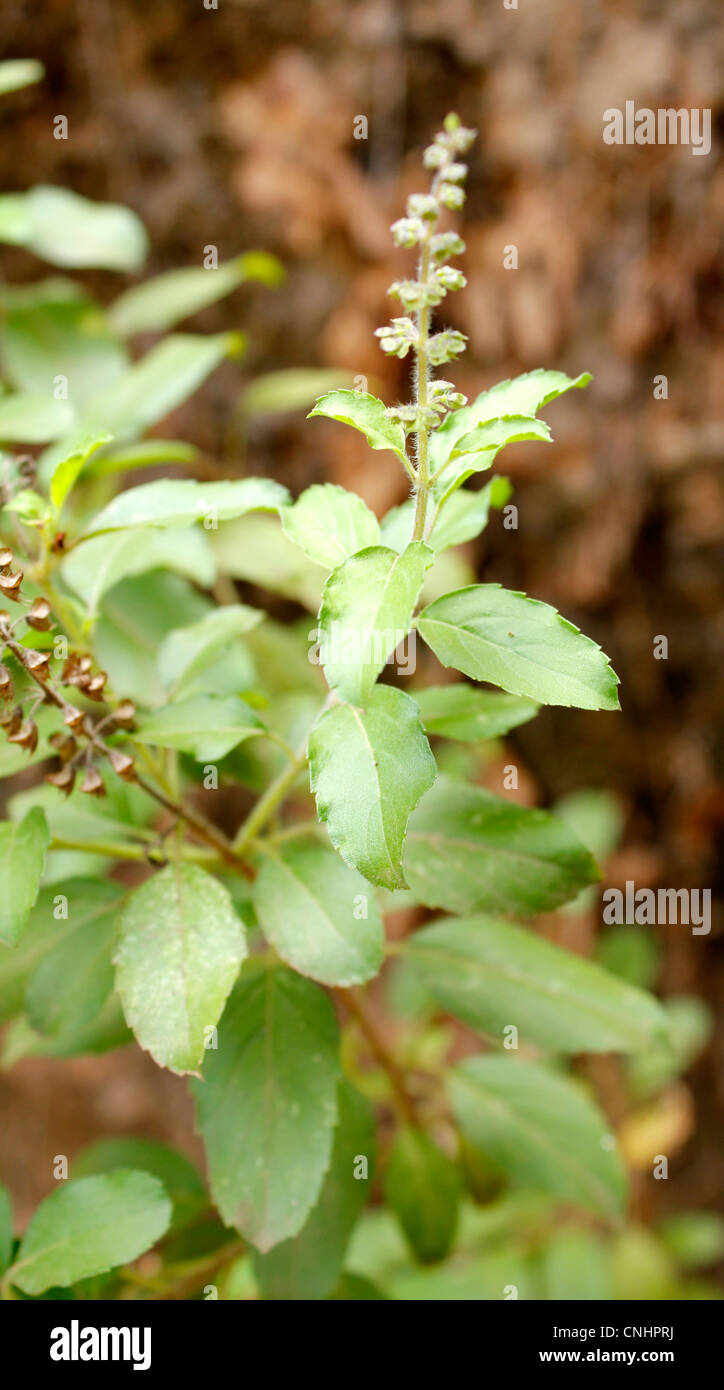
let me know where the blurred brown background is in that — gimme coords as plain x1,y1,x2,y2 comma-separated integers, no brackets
0,0,722,1234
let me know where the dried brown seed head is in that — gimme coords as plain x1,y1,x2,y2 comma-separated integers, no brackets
109,748,135,781
7,718,38,753
23,649,51,680
111,700,136,728
81,765,105,796
0,548,14,572
26,598,52,632
84,673,107,702
46,764,76,794
49,732,77,762
0,570,23,600
0,664,13,700
0,706,23,735
63,705,85,731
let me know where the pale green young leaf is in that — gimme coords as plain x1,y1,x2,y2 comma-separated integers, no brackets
134,693,264,761
543,1229,614,1301
433,416,551,504
211,513,324,613
61,527,216,623
417,583,620,710
108,251,282,335
415,684,539,742
72,1138,207,1235
0,391,72,443
403,774,599,916
403,916,668,1052
158,604,263,696
0,282,129,405
309,389,408,463
96,572,212,707
318,543,432,704
193,961,340,1251
0,59,44,95
429,476,513,550
281,483,381,570
7,1171,171,1294
384,1127,461,1264
49,431,112,512
254,845,384,987
239,368,354,419
308,685,436,890
25,879,126,1038
115,864,247,1075
0,186,148,271
253,1082,376,1299
0,808,50,947
84,438,199,478
81,474,288,539
448,1056,626,1221
39,332,240,477
429,368,592,477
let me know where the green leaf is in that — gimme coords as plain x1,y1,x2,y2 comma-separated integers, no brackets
193,961,341,1251
84,438,199,478
81,474,288,539
158,604,263,697
0,186,148,271
318,543,432,704
429,368,591,478
39,332,240,477
430,477,513,551
309,685,436,890
7,1171,171,1294
417,583,620,710
658,1212,724,1272
542,1229,613,1300
404,774,599,916
108,251,282,335
449,1057,626,1221
0,58,44,95
597,926,661,992
309,389,408,463
0,391,73,443
49,431,112,512
254,845,384,987
96,572,212,707
25,879,125,1037
0,1183,12,1277
253,1082,376,1299
433,416,551,504
281,483,381,570
0,808,50,947
115,864,247,1075
134,693,264,761
0,282,129,405
415,684,539,742
239,368,354,419
61,527,216,623
2,994,131,1065
72,1138,207,1235
211,513,324,613
403,916,668,1052
384,1127,461,1264
626,995,713,1100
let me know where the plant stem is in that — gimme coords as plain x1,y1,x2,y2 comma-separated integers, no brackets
232,750,306,855
335,986,420,1129
411,235,432,544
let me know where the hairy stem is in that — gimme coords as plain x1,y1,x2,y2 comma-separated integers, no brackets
411,234,432,544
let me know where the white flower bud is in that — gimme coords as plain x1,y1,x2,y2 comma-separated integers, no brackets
438,183,465,211
430,231,466,262
407,193,439,221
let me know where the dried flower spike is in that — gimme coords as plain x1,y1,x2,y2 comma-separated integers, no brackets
0,570,23,600
0,664,13,701
109,748,135,781
26,598,52,631
46,765,76,795
7,718,38,753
